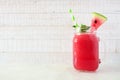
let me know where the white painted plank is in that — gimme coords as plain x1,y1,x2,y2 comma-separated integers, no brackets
0,38,117,53
0,0,119,13
61,40,72,53
100,39,116,53
0,26,73,40
116,40,120,53
0,13,91,26
0,39,62,53
0,26,119,40
0,40,118,55
0,13,119,27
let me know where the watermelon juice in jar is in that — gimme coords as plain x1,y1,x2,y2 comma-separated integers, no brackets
69,9,107,71
73,32,99,71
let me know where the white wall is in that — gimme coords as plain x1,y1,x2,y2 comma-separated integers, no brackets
0,0,120,64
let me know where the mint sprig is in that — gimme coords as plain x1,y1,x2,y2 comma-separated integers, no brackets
80,24,90,33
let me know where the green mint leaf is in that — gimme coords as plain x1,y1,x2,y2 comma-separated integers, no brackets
80,24,90,33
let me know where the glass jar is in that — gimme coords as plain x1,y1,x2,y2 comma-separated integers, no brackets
73,32,100,71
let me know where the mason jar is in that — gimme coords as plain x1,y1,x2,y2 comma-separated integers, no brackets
73,32,100,71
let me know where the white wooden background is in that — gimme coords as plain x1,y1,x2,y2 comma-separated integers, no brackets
0,0,120,64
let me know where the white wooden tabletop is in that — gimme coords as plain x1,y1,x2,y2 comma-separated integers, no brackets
0,63,120,80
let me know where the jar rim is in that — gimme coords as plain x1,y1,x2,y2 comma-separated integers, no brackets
75,32,96,35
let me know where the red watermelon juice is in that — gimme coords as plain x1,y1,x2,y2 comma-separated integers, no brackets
73,32,99,71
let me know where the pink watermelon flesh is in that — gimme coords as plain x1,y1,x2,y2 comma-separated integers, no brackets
91,18,104,30
91,12,107,31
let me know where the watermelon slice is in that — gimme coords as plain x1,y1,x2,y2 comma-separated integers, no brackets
91,12,107,31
